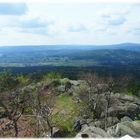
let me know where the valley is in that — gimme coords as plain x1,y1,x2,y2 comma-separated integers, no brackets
0,43,140,67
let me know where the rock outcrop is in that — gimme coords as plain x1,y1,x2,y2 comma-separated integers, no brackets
76,93,140,138
76,126,111,138
107,120,140,138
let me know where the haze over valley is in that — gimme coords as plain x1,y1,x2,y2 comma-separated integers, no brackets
0,43,140,67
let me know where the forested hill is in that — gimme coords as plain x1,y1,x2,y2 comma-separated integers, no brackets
0,43,140,67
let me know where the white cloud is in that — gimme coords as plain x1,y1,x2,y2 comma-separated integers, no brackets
0,3,139,46
68,24,87,32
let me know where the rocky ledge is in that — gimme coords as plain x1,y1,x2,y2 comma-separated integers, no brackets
75,93,140,138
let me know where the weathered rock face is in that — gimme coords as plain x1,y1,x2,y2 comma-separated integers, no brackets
69,80,80,86
56,79,82,94
76,93,140,138
92,117,119,129
77,119,140,138
76,126,111,138
72,117,82,132
107,121,140,138
98,93,140,120
121,116,133,122
57,85,66,93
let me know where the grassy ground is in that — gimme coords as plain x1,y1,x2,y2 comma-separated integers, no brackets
52,94,82,137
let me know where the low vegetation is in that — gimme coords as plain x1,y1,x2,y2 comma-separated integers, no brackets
0,70,140,138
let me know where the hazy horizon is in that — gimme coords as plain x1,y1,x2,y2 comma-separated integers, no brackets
0,42,140,48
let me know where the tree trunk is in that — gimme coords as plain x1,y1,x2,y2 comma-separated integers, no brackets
46,117,53,137
13,121,18,137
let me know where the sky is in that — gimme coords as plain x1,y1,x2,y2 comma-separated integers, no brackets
0,2,140,46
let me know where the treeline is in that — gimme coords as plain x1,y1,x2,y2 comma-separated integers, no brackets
0,70,63,92
0,70,140,97
1,64,140,79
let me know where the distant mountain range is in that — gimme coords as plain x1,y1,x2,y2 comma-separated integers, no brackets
1,43,140,51
0,43,140,67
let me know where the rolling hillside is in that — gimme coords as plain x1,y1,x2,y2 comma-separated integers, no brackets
0,43,140,67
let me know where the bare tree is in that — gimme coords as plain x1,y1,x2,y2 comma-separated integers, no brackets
103,76,114,130
103,75,132,130
31,84,56,137
79,73,132,130
0,90,30,137
79,73,106,120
